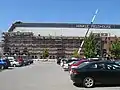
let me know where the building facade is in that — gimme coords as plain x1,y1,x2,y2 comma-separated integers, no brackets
2,21,120,59
2,32,84,58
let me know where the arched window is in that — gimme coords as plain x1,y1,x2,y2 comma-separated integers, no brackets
32,56,34,59
35,56,37,59
40,56,42,59
53,56,55,59
49,56,52,59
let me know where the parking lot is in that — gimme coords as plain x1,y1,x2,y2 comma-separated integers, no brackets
0,61,120,90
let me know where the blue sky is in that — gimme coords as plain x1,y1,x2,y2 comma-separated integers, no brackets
0,0,120,32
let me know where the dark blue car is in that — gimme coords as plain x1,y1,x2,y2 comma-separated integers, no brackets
0,58,11,69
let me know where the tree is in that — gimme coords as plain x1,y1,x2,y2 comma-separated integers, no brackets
84,32,97,58
43,48,49,59
111,36,120,59
73,49,80,58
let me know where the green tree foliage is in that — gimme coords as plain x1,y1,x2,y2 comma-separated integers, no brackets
84,32,97,58
73,49,80,58
43,48,49,59
111,37,120,58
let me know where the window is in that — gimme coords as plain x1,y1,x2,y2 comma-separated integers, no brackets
40,56,43,59
35,56,37,59
97,63,105,69
53,56,55,59
89,63,105,69
106,63,120,70
104,40,107,44
49,56,52,59
32,56,34,59
78,62,89,68
90,64,98,69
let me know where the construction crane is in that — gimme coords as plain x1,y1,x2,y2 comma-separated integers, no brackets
78,9,99,54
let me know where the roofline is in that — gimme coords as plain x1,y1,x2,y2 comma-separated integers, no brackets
8,21,120,32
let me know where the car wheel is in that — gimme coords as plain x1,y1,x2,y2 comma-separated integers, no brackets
13,64,16,67
83,77,94,88
1,65,4,70
5,66,8,69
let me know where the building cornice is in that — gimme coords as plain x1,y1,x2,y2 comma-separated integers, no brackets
8,21,120,32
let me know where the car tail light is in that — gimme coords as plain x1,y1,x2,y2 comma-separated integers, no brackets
72,69,79,74
18,61,21,64
18,61,22,63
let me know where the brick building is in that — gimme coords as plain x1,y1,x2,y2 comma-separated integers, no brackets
2,32,84,59
2,21,120,59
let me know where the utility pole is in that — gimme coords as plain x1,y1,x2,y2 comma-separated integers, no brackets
78,9,99,54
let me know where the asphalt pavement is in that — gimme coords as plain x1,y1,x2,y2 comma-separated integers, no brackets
0,61,120,90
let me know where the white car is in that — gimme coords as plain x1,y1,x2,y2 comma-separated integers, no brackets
10,60,20,67
7,57,20,67
60,61,64,67
60,59,68,67
63,61,78,71
63,63,69,70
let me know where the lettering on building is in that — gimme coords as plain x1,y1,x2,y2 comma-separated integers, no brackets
76,24,111,29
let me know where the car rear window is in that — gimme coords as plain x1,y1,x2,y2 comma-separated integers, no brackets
78,62,90,68
3,60,6,62
73,61,79,64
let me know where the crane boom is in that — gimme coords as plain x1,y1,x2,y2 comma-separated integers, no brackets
78,9,99,54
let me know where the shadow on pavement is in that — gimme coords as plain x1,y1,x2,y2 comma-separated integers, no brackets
73,83,83,88
73,83,120,88
95,84,120,87
0,67,14,72
7,67,14,70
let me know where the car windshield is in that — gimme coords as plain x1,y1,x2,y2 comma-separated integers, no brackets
78,62,90,68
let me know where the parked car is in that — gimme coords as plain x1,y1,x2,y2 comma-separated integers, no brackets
0,58,11,69
0,59,7,69
69,58,103,71
60,58,68,67
60,57,79,67
57,58,62,65
17,57,24,66
7,57,20,67
23,59,29,66
9,59,21,67
23,59,33,66
69,59,88,72
62,59,79,70
29,59,34,64
70,60,120,88
63,61,79,71
5,58,11,68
